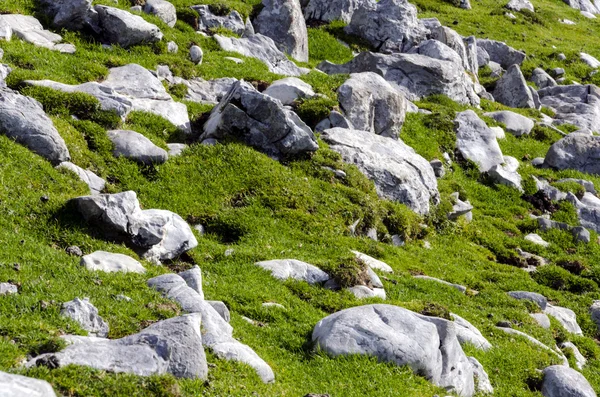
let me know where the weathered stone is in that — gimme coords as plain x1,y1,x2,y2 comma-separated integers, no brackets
541,365,596,397
94,6,163,48
108,130,168,165
525,233,549,247
429,26,470,73
255,259,330,284
167,143,186,157
489,157,523,192
497,327,569,366
352,251,393,273
192,5,246,35
463,36,479,76
408,39,463,66
206,301,230,322
0,282,18,295
448,192,473,220
508,291,547,310
493,64,536,108
590,300,600,332
469,357,493,394
39,0,92,30
484,111,534,136
580,52,600,68
454,110,504,172
531,68,557,89
451,314,492,351
545,304,583,335
544,133,600,173
561,342,587,369
507,0,534,12
530,313,551,329
57,162,105,194
347,285,386,299
0,371,57,397
414,275,467,293
315,110,354,132
558,178,596,194
538,85,600,132
477,46,490,67
179,265,204,299
80,251,146,274
263,77,316,105
189,45,203,65
143,0,177,27
179,77,237,105
61,298,109,337
476,39,526,69
303,0,371,23
0,14,73,53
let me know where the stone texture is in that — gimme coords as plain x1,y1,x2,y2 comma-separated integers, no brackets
484,111,534,136
108,130,168,165
303,0,371,23
476,39,526,69
414,275,467,293
545,304,583,335
407,40,463,66
179,265,204,299
57,162,105,194
189,45,203,65
525,233,549,247
255,259,330,284
179,77,237,105
0,14,74,53
61,298,109,337
352,251,393,273
561,342,587,369
80,251,146,274
507,0,534,11
469,357,493,394
580,52,600,68
192,5,246,35
0,283,18,295
94,6,163,48
508,291,548,310
543,133,600,173
451,314,492,351
531,313,551,329
0,371,57,397
541,365,596,397
493,64,536,108
454,110,504,172
143,0,176,27
531,68,557,89
263,77,316,105
39,0,92,30
538,85,600,132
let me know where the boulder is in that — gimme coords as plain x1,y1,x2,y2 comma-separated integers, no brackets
179,77,237,105
108,130,168,165
407,39,463,66
451,314,492,351
0,14,75,53
544,304,583,335
476,39,526,69
39,0,92,30
488,157,523,191
538,85,600,132
61,298,109,338
541,365,596,397
0,371,57,397
318,52,480,106
263,77,316,105
507,0,534,11
321,127,439,215
200,81,318,158
312,304,476,396
484,111,534,136
189,45,203,64
179,265,204,299
531,313,551,329
543,133,600,173
255,259,330,284
469,357,493,394
352,251,393,273
29,314,208,379
80,251,146,274
454,110,504,172
0,90,70,165
57,162,105,194
254,0,308,62
448,192,473,220
191,5,246,35
143,0,176,27
344,0,427,53
429,26,470,72
303,0,371,23
463,36,479,76
580,52,600,68
214,34,308,76
94,6,163,48
530,68,557,89
507,291,548,310
477,46,490,68
337,72,407,139
492,64,536,108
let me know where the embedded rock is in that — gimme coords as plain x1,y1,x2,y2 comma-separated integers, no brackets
489,157,523,191
189,45,203,65
180,77,237,105
493,64,536,108
429,26,470,72
0,14,74,53
108,130,168,165
0,371,57,397
263,77,316,105
347,285,386,299
61,298,109,338
454,110,504,172
545,304,583,335
476,39,526,69
543,133,600,173
179,265,204,299
303,0,371,23
451,314,492,351
541,365,596,397
94,6,163,48
80,251,146,274
352,251,393,273
407,39,463,66
531,68,557,89
448,192,473,220
469,357,493,394
255,259,330,284
538,85,600,132
0,283,18,295
414,275,467,293
531,313,551,329
143,0,177,27
580,52,600,68
57,162,105,194
484,111,534,136
192,5,246,35
39,0,92,30
508,291,548,310
561,342,587,369
497,327,569,366
590,300,600,332
525,233,549,247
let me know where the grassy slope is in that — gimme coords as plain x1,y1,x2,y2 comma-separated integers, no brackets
0,0,600,396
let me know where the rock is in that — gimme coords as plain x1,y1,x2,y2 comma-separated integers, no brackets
189,45,203,65
562,193,600,233
476,39,526,69
80,251,146,274
532,157,545,167
530,68,557,89
224,56,243,64
303,0,370,23
0,90,70,165
352,251,393,273
507,0,534,11
525,233,549,247
451,314,492,351
477,46,490,67
143,0,176,27
0,371,57,397
254,0,308,62
192,5,246,35
572,226,591,243
61,298,109,337
263,77,316,105
429,26,471,73
414,275,467,293
454,110,504,172
315,110,354,132
543,133,600,173
57,162,105,194
262,302,285,310
463,36,479,76
207,301,230,322
497,327,569,366
590,301,600,332
530,313,551,329
469,357,493,394
0,282,18,295
507,291,548,310
580,52,600,68
493,64,536,108
180,77,237,105
484,111,534,136
488,61,504,78
544,304,583,335
347,285,386,299
561,342,587,369
322,127,439,215
179,265,204,299
408,39,463,66
431,159,445,178
255,259,330,284
557,178,596,194
214,34,308,76
337,72,407,139
147,274,275,382
581,10,597,17
167,41,178,53
490,126,506,139
66,246,83,257
319,51,480,107
72,191,197,261
0,14,74,53
167,143,186,157
489,157,523,192
541,365,596,397
538,85,600,132
448,192,473,220
108,130,168,165
94,6,163,48
29,314,208,379
39,0,92,30
312,304,476,396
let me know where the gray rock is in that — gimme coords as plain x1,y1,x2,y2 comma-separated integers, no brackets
143,0,177,27
454,110,504,172
254,0,308,62
414,275,467,293
525,233,549,247
463,36,479,77
531,68,557,89
315,110,354,132
497,327,569,366
0,90,70,165
201,81,318,158
263,77,316,105
429,26,471,73
39,0,92,30
408,39,463,66
565,192,600,234
303,0,371,23
0,14,74,53
0,371,57,397
167,41,178,53
352,251,393,273
0,282,18,295
484,111,534,136
318,52,480,106
590,300,600,332
431,159,445,178
255,259,330,284
508,291,547,309
557,178,596,194
488,61,504,78
344,0,426,53
29,314,208,379
544,304,583,335
189,45,203,65
489,157,523,192
180,77,237,105
543,133,600,173
312,304,476,396
337,72,407,139
451,314,492,351
530,313,551,329
507,0,534,11
80,251,146,274
57,162,105,194
94,6,163,48
561,342,587,369
214,34,308,76
493,64,536,108
580,52,600,68
476,39,526,69
322,127,439,215
532,157,545,167
448,192,473,220
108,130,168,165
347,285,386,299
192,5,246,35
179,265,204,299
477,46,490,68
460,0,472,8
61,298,109,337
538,85,600,132
572,226,591,243
207,301,230,322
469,357,493,394
541,365,596,397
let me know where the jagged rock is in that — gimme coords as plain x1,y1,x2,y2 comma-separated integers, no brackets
0,371,57,397
263,77,316,105
179,265,204,299
108,130,168,165
489,156,522,191
189,45,203,65
408,39,463,66
414,275,467,293
39,0,92,30
469,357,493,394
303,0,371,23
0,14,75,53
531,313,551,329
538,85,600,132
337,72,407,139
207,301,230,322
201,81,317,158
477,46,490,67
580,52,600,68
451,314,492,351
61,298,109,337
476,39,526,69
318,52,480,106
0,282,18,295
255,259,330,284
254,0,308,62
143,0,176,27
57,162,105,194
508,291,548,309
314,110,353,132
344,0,426,52
561,342,587,369
463,36,479,76
214,34,308,76
0,90,70,165
497,327,569,366
80,251,146,274
484,111,534,136
147,274,275,382
544,133,600,173
454,110,504,172
488,61,504,78
94,6,163,48
507,0,534,11
312,304,476,396
545,304,583,335
541,365,596,397
29,314,208,379
352,251,393,273
191,5,246,35
179,77,237,105
429,26,471,73
72,191,198,261
525,233,549,247
531,68,557,89
493,64,536,108
321,127,439,215
448,192,473,220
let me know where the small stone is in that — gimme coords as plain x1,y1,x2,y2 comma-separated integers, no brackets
66,246,83,257
167,41,178,53
190,45,203,65
0,282,18,295
61,298,109,337
525,233,549,247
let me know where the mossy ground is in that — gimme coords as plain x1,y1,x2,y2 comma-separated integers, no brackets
1,0,600,396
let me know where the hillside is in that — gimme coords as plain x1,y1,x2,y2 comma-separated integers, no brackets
1,0,600,396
